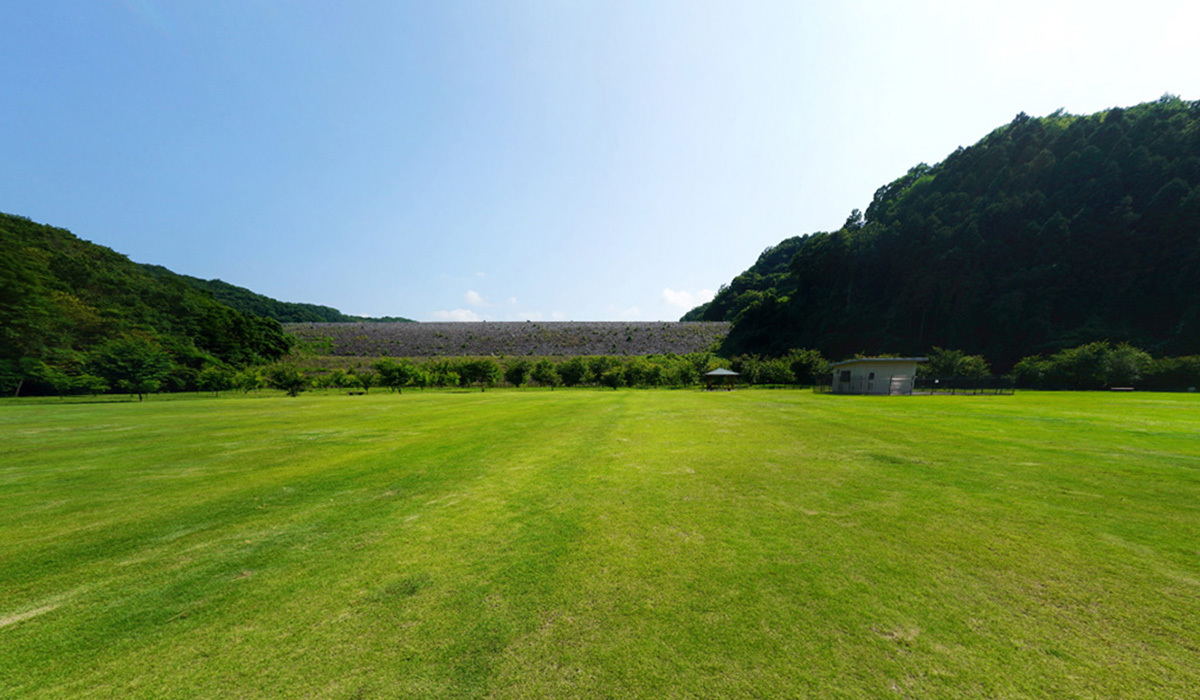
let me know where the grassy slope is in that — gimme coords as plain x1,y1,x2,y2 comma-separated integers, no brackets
1,390,1198,698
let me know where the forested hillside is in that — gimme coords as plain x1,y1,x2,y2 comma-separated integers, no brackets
0,213,291,395
139,265,415,324
691,96,1200,368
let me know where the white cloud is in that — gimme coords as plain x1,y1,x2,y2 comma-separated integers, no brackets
662,287,715,309
431,309,482,322
508,297,518,305
464,290,485,306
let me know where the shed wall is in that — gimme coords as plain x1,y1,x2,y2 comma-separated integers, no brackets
832,361,920,395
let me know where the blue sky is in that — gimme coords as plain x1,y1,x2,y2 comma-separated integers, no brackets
3,1,1198,321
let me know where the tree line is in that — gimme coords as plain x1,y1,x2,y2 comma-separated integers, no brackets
139,265,415,324
185,344,1200,397
186,350,833,399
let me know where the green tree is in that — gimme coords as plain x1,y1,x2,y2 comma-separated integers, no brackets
758,357,795,384
623,357,654,387
588,356,621,384
1142,355,1200,391
665,358,700,386
504,359,531,388
1012,355,1052,388
599,367,625,390
232,367,264,394
374,358,417,393
69,373,109,396
922,347,991,378
355,371,377,394
409,366,431,390
786,348,828,385
1105,343,1152,386
266,364,309,397
325,368,352,389
460,358,501,391
35,362,73,397
530,359,560,390
89,336,174,401
422,360,460,388
558,357,589,387
197,366,234,396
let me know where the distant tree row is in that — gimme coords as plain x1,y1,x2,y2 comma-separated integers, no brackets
12,338,1197,400
305,354,723,394
1013,342,1200,391
139,265,415,324
242,350,833,398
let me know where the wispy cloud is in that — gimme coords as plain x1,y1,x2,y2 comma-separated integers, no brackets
464,290,486,306
431,309,482,322
662,287,715,309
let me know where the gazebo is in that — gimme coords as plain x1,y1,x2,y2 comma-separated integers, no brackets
703,367,740,391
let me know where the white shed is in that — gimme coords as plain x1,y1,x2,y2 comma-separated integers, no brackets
829,357,927,395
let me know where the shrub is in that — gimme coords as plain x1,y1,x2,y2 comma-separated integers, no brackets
1142,356,1200,391
1014,342,1152,389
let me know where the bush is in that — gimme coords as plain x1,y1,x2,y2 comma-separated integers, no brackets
1014,342,1152,389
1142,356,1200,391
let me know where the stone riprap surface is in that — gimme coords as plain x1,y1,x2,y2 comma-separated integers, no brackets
284,321,730,357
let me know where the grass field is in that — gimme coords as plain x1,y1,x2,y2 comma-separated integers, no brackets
2,389,1198,698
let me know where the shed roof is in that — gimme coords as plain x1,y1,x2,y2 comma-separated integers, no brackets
704,368,740,376
829,357,928,369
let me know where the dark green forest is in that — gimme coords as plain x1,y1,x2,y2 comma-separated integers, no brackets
138,265,415,324
0,213,291,396
689,96,1200,369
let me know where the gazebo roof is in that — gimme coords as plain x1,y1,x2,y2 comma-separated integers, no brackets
704,368,740,376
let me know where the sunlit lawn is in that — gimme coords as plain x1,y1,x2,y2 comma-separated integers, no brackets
2,389,1198,698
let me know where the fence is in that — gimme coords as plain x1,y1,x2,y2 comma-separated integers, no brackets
912,376,1015,395
814,376,1015,395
